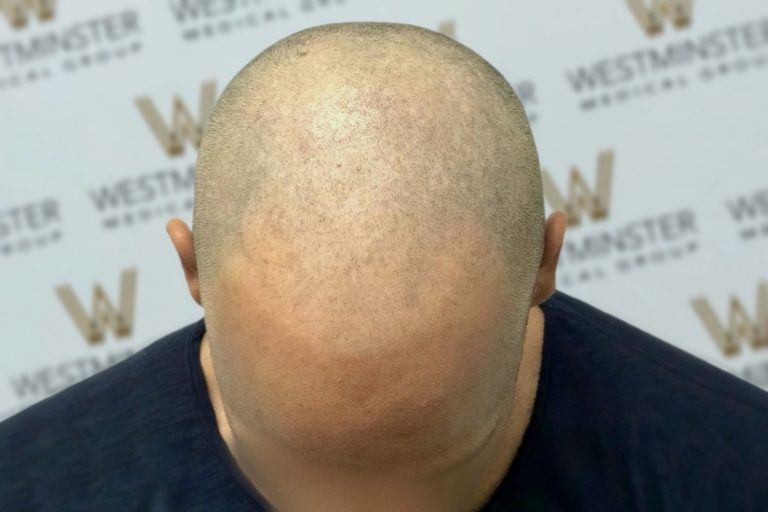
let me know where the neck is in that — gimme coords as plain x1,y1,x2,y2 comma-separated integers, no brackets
199,305,545,512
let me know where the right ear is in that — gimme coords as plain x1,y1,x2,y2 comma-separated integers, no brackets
166,218,202,306
531,211,567,306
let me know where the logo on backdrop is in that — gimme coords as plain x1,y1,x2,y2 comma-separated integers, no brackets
7,267,137,418
566,5,768,112
627,0,693,36
542,150,613,227
0,197,63,257
725,185,768,243
86,82,213,232
55,268,137,345
168,0,344,42
0,2,143,92
691,283,768,357
135,80,217,158
0,0,55,29
5,344,135,420
88,166,195,231
545,150,700,288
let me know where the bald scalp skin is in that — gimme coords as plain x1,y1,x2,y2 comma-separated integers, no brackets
193,23,544,298
168,20,567,512
208,215,518,473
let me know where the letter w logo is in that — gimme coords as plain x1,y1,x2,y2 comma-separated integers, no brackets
541,150,614,227
627,0,693,36
691,282,768,357
135,80,217,158
0,0,55,29
55,268,137,345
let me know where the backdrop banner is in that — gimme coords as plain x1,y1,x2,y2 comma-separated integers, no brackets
2,0,767,420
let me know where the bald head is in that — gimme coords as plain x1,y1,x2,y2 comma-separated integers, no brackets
192,22,545,475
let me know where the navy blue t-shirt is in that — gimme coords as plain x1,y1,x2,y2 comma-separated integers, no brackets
2,289,768,511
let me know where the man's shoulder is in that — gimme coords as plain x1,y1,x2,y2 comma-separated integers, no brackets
544,290,768,414
0,318,204,433
507,293,768,509
0,318,206,506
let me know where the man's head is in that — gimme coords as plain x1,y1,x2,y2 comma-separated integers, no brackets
167,22,565,478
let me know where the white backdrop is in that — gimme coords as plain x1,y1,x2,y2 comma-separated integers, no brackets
2,0,767,420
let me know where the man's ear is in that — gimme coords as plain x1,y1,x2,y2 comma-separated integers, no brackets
166,218,202,306
531,211,567,307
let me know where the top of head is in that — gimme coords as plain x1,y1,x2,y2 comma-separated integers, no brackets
191,21,545,472
194,21,543,299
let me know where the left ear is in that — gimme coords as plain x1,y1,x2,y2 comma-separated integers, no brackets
166,218,202,306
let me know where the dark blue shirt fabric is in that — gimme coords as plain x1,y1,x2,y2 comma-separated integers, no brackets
2,289,768,511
